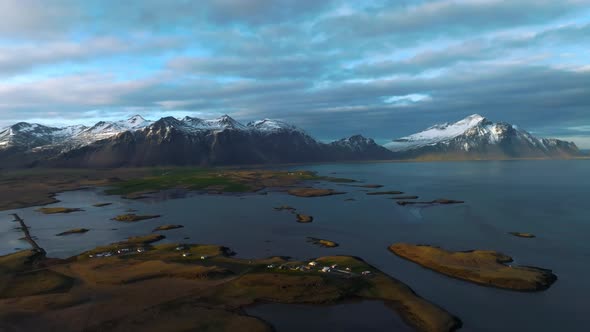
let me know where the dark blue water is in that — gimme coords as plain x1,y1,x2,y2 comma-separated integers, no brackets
1,160,589,331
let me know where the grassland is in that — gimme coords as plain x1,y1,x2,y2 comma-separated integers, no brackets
0,167,353,211
104,168,353,198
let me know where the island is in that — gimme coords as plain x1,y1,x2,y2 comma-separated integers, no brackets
509,232,536,238
0,168,354,212
388,243,557,291
273,205,296,212
391,195,419,200
56,228,90,236
37,207,84,214
0,242,461,332
307,237,339,248
366,191,404,195
397,199,464,206
113,214,161,222
296,214,314,223
93,203,112,207
153,224,184,232
287,188,346,197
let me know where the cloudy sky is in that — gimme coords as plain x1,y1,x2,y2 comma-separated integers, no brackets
0,0,589,146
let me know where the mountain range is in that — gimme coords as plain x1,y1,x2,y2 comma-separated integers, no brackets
0,114,579,168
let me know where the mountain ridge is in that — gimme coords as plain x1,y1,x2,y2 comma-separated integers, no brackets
0,114,579,168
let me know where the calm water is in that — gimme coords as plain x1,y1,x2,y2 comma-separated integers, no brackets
1,160,589,332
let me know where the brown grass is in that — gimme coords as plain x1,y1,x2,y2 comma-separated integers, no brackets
389,243,556,291
295,214,313,223
37,207,83,214
153,224,184,231
113,214,161,222
287,188,346,197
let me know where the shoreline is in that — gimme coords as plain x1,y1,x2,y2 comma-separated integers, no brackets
2,158,587,211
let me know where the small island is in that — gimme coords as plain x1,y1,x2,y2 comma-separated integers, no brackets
397,199,464,206
93,203,112,207
37,207,84,214
287,188,346,197
391,195,419,200
56,228,90,236
366,191,404,195
296,214,314,223
273,205,296,212
112,214,161,222
307,237,339,248
509,232,536,238
389,243,557,291
153,224,184,232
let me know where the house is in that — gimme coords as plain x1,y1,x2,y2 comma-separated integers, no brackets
308,261,318,266
182,252,192,257
321,267,331,273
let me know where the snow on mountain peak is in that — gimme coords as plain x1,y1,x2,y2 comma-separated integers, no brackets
385,114,493,151
246,119,302,133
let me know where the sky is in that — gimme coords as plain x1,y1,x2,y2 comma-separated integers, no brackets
0,0,589,147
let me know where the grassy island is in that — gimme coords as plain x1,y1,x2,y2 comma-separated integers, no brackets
307,237,339,248
113,214,161,222
37,207,83,214
389,243,557,291
366,191,404,195
509,232,536,238
397,199,464,206
0,168,354,211
153,224,184,231
56,228,89,236
287,188,346,197
93,203,112,207
296,214,314,223
0,242,461,332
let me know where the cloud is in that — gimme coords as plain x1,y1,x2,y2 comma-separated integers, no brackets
167,55,331,79
0,0,588,147
317,0,590,41
0,36,184,75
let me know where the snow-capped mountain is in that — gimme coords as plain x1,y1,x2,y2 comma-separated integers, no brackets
0,113,579,168
0,114,393,168
0,122,87,151
385,114,579,159
72,115,153,144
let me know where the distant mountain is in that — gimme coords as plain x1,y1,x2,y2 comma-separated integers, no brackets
0,115,394,168
385,114,579,159
329,135,393,160
0,113,579,168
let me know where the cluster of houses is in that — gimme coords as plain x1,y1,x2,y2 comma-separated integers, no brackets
266,260,372,278
87,245,373,280
88,247,147,258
